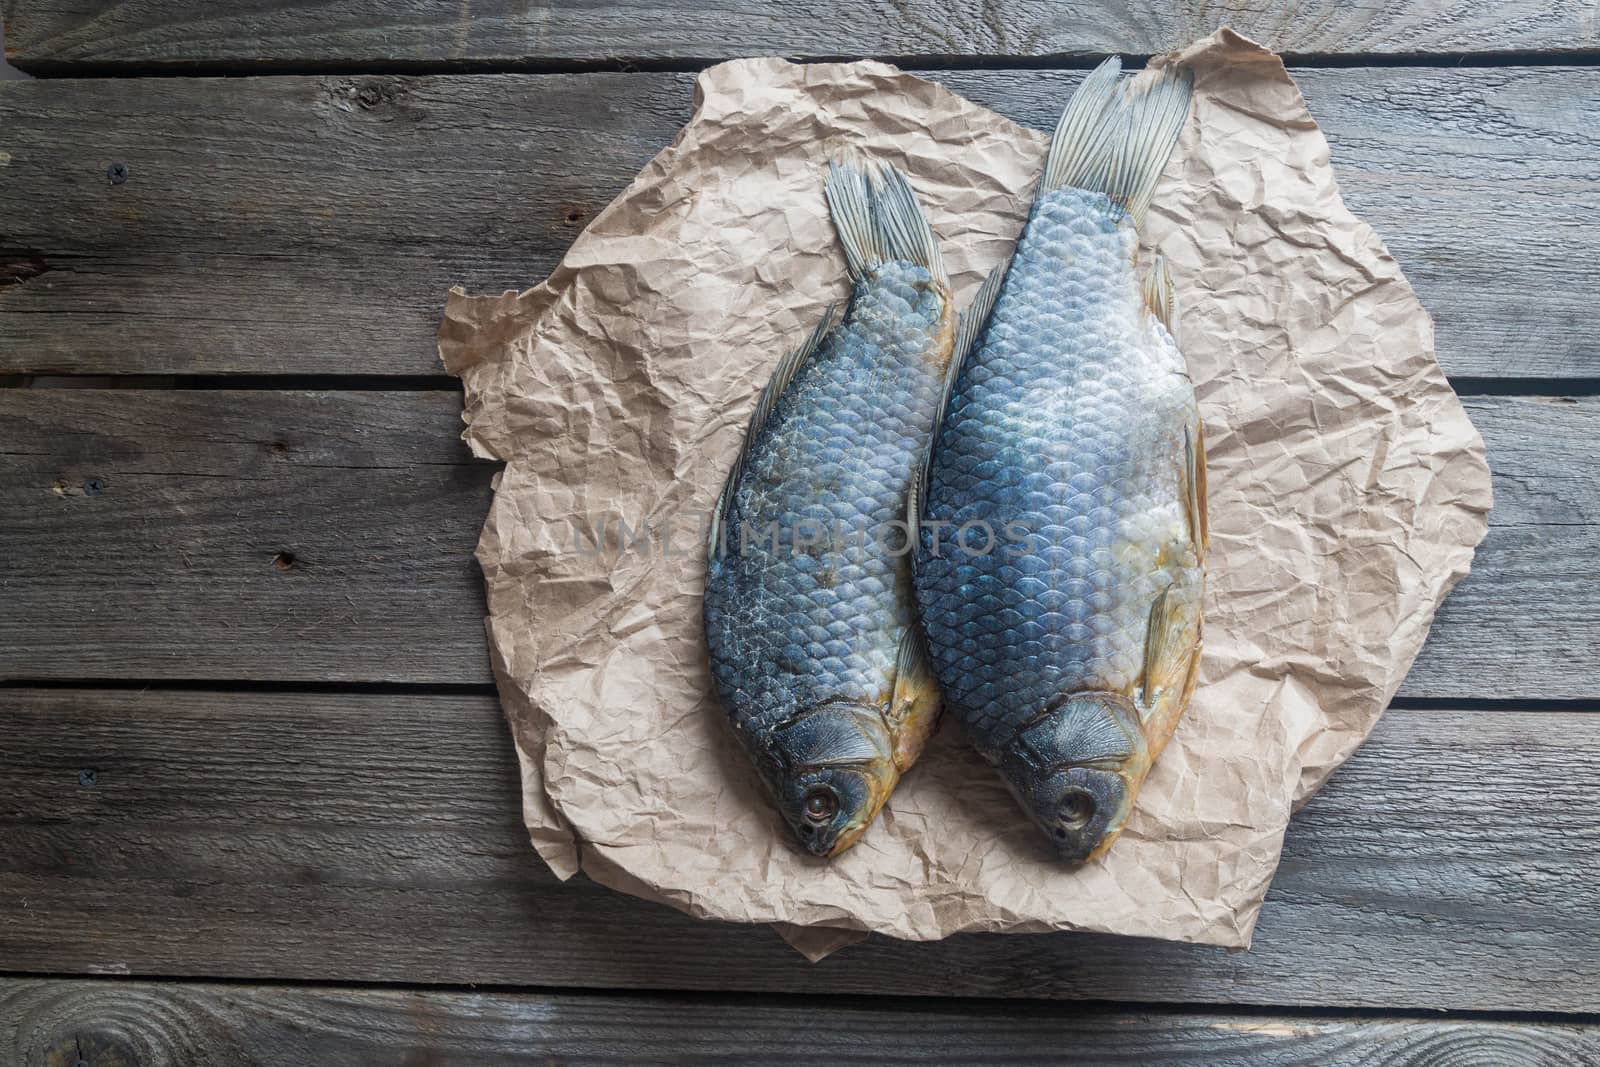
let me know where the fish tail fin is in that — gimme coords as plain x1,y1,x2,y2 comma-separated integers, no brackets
825,159,947,285
1039,57,1193,229
1041,57,1125,195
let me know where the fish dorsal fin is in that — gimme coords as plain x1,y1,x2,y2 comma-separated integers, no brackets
950,265,1005,370
1184,422,1209,553
908,266,1005,548
708,307,836,559
825,160,947,285
1143,254,1179,341
1039,58,1194,229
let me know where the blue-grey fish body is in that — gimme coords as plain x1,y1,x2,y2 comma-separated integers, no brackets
704,164,954,857
914,59,1205,863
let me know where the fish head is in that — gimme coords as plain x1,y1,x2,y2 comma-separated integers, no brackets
766,701,898,858
999,691,1149,864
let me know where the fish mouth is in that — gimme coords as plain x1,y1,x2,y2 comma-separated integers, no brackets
819,817,874,857
1030,765,1131,864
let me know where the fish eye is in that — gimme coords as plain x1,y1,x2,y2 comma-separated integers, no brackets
803,786,839,823
1058,790,1094,830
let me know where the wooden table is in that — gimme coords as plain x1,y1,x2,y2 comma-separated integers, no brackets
2,3,1597,1062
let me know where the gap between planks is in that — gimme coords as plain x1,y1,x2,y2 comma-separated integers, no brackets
5,374,1600,397
4,0,1600,73
12,50,1600,80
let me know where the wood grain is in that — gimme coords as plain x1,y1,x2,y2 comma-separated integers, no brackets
0,391,1578,696
1408,396,1598,698
1,66,1595,379
3,978,1596,1067
0,389,495,682
2,0,1594,72
2,687,1598,1013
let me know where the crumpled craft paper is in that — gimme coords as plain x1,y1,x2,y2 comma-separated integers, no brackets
439,29,1492,961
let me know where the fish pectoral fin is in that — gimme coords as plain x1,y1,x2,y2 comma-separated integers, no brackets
1138,586,1171,715
1183,422,1209,554
886,626,942,772
1139,583,1189,719
708,307,836,559
1137,577,1203,747
1142,255,1179,341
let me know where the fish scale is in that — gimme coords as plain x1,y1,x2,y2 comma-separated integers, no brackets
709,264,946,732
705,161,957,857
924,188,1192,741
913,58,1202,862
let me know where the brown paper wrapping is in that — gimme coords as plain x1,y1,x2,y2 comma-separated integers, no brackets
438,30,1492,959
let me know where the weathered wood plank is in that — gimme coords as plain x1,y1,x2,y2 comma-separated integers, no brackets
1,66,1595,379
2,0,1593,72
3,979,1596,1067
0,389,495,682
0,15,26,80
1,688,1596,1013
1407,396,1596,697
0,391,1581,696
0,70,676,378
